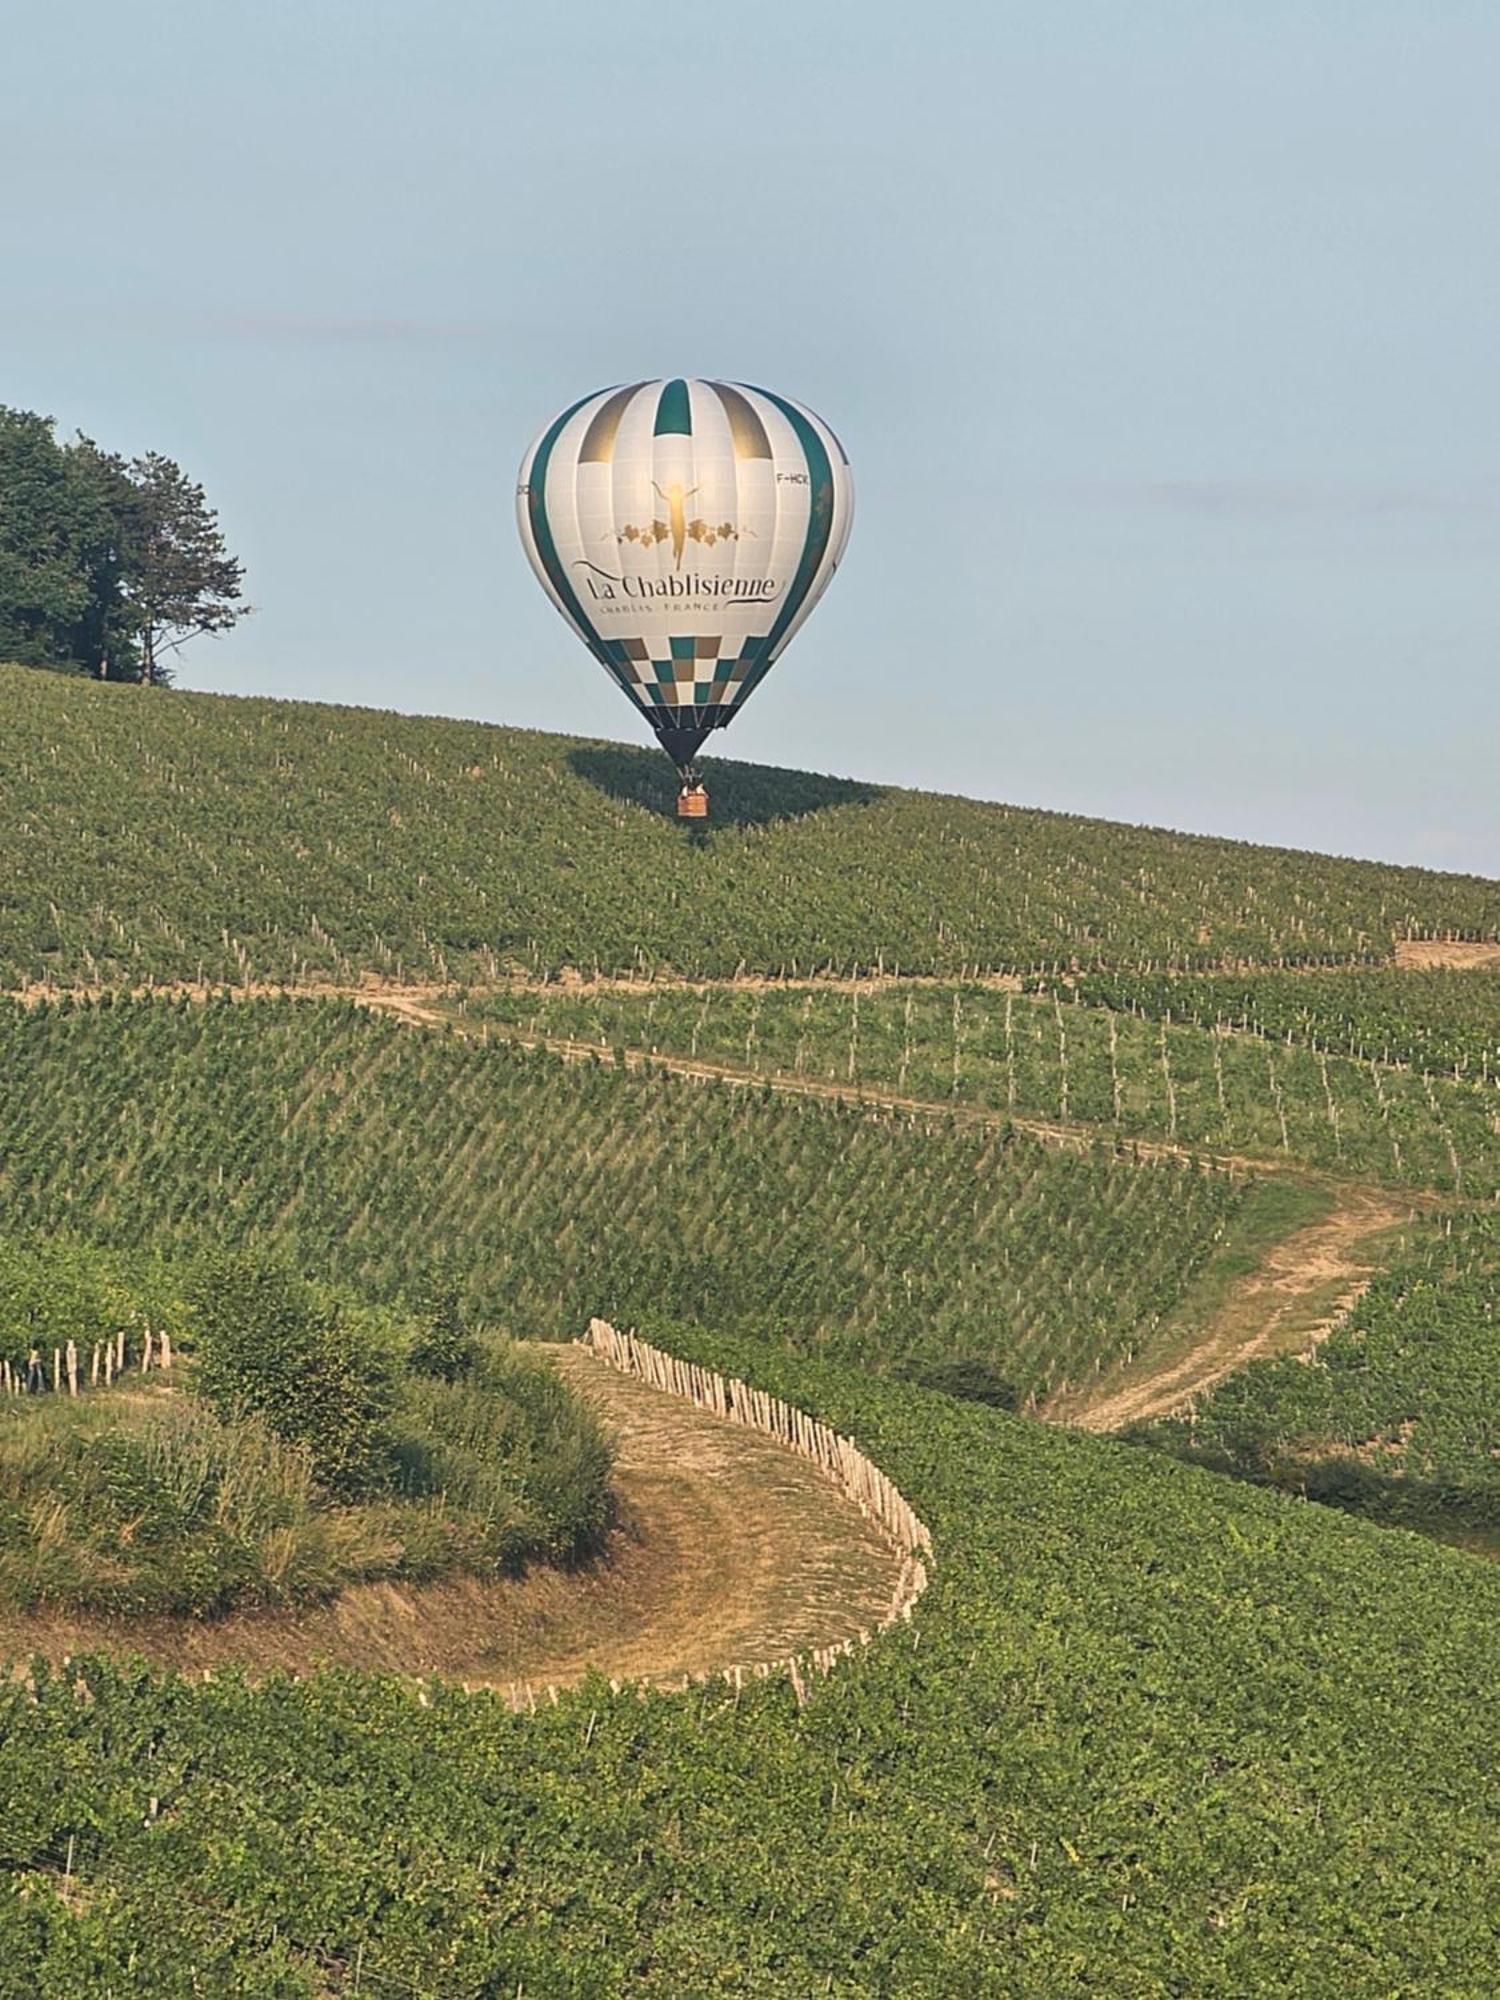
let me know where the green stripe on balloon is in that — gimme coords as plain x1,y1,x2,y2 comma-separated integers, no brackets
527,389,613,668
653,378,693,436
741,383,836,674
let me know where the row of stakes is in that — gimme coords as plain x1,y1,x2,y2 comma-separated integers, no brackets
0,1327,173,1398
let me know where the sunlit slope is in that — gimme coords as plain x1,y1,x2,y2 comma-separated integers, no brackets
6,1338,1500,1993
478,975,1500,1195
1141,1211,1500,1545
0,996,1249,1400
3,664,1496,985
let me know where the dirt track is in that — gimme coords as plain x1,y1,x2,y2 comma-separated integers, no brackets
1395,939,1500,971
8,973,1460,1448
0,1346,902,1698
1055,1182,1412,1431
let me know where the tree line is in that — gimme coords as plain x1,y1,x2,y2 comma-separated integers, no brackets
0,404,248,683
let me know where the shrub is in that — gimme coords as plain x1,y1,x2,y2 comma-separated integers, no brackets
405,1282,480,1382
186,1253,395,1498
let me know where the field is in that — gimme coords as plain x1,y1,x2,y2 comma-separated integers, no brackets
1057,967,1500,1084
1138,1210,1500,1547
4,1337,1499,1994
468,975,1500,1195
0,996,1254,1403
4,676,1500,1994
4,662,1499,987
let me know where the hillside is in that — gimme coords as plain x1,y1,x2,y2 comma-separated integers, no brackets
4,663,1498,986
5,1339,1500,1993
471,975,1500,1196
4,673,1500,1994
1139,1211,1500,1547
0,996,1253,1401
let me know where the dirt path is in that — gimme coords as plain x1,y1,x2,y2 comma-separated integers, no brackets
8,973,1460,1449
357,1000,1291,1178
1395,940,1500,971
1054,1182,1413,1431
356,998,1428,1437
0,1347,902,1699
15,929,1497,1021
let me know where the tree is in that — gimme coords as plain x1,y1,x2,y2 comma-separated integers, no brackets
61,436,140,680
0,407,129,674
121,452,248,685
187,1253,394,1497
0,408,250,682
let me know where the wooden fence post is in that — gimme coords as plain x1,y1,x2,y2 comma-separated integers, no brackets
579,1317,934,1691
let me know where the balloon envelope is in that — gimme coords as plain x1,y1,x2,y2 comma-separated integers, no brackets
517,379,853,772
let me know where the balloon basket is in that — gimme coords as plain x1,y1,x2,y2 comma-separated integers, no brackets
677,785,709,821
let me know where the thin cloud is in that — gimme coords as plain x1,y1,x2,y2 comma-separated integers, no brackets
196,309,502,343
1078,478,1496,522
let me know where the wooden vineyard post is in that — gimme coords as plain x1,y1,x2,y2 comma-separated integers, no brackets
579,1317,932,1700
66,1341,78,1396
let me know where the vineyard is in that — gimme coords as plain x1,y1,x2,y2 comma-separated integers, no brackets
4,663,1499,988
1053,966,1500,1085
0,1235,183,1371
469,976,1500,1195
3,1329,1499,1993
1138,1210,1500,1545
4,672,1500,1993
0,997,1255,1403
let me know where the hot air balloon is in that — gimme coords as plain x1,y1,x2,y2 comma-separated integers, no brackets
517,378,853,818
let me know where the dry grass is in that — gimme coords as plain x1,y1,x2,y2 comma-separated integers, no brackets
1394,940,1500,971
0,1346,902,1696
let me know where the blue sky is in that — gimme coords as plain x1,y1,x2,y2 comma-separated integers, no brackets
4,1,1496,874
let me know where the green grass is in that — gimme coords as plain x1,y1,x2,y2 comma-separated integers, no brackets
0,1239,613,1615
2,662,1497,987
3,1336,1499,1994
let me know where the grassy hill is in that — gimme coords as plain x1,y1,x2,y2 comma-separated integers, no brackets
0,995,1253,1401
4,1336,1499,1994
5,670,1500,1994
4,662,1498,986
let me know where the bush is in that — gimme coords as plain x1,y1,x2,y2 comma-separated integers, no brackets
405,1282,480,1382
186,1253,395,1498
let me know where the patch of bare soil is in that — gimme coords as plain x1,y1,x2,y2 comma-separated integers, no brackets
0,1347,902,1699
1056,1183,1413,1433
1395,940,1500,971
